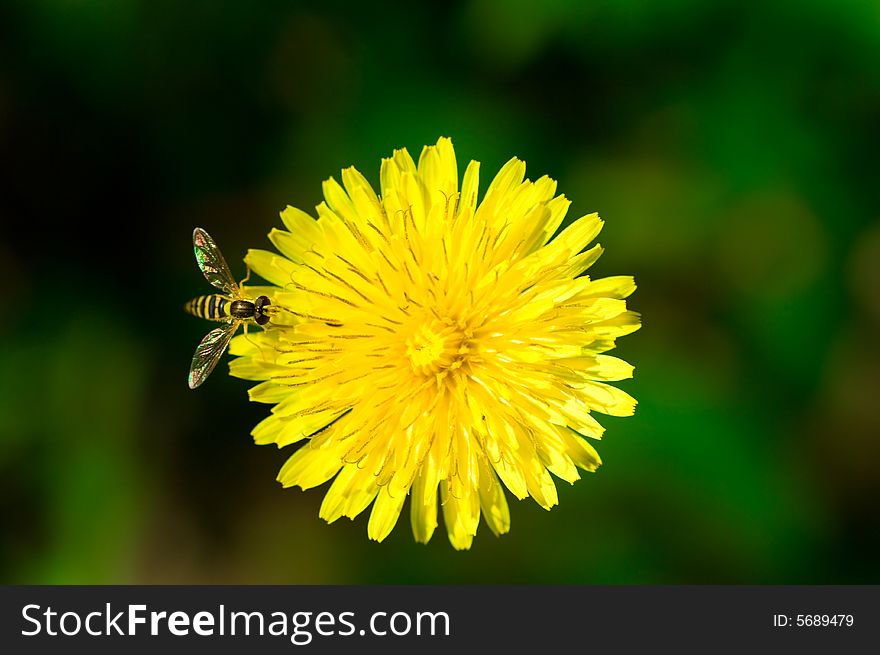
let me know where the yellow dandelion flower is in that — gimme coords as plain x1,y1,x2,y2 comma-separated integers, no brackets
229,137,640,549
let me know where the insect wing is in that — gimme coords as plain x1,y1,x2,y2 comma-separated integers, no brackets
193,227,240,297
188,321,239,389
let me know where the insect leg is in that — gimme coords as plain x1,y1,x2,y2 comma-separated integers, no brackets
242,322,277,363
238,261,252,292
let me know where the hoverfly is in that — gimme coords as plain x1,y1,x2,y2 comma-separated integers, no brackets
184,227,272,389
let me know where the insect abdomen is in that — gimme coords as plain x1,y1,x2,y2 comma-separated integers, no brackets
184,294,231,321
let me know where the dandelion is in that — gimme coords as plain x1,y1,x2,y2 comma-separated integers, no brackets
229,137,640,549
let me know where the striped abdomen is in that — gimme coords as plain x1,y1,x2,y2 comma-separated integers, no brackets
184,294,233,321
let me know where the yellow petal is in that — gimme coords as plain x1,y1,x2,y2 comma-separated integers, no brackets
247,381,289,404
477,459,510,536
379,156,402,198
341,166,379,204
268,228,311,264
483,156,526,202
251,414,285,445
440,480,480,550
542,194,571,245
245,249,296,288
228,353,286,381
417,137,457,203
410,469,438,543
322,176,359,227
458,160,480,218
319,465,380,522
573,275,637,300
557,427,603,472
277,444,343,490
368,485,407,542
579,381,638,416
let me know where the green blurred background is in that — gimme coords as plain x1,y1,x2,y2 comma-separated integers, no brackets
1,0,878,584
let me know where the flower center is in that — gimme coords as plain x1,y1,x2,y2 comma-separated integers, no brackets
404,319,471,377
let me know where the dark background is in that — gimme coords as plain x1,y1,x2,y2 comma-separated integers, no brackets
1,0,878,583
